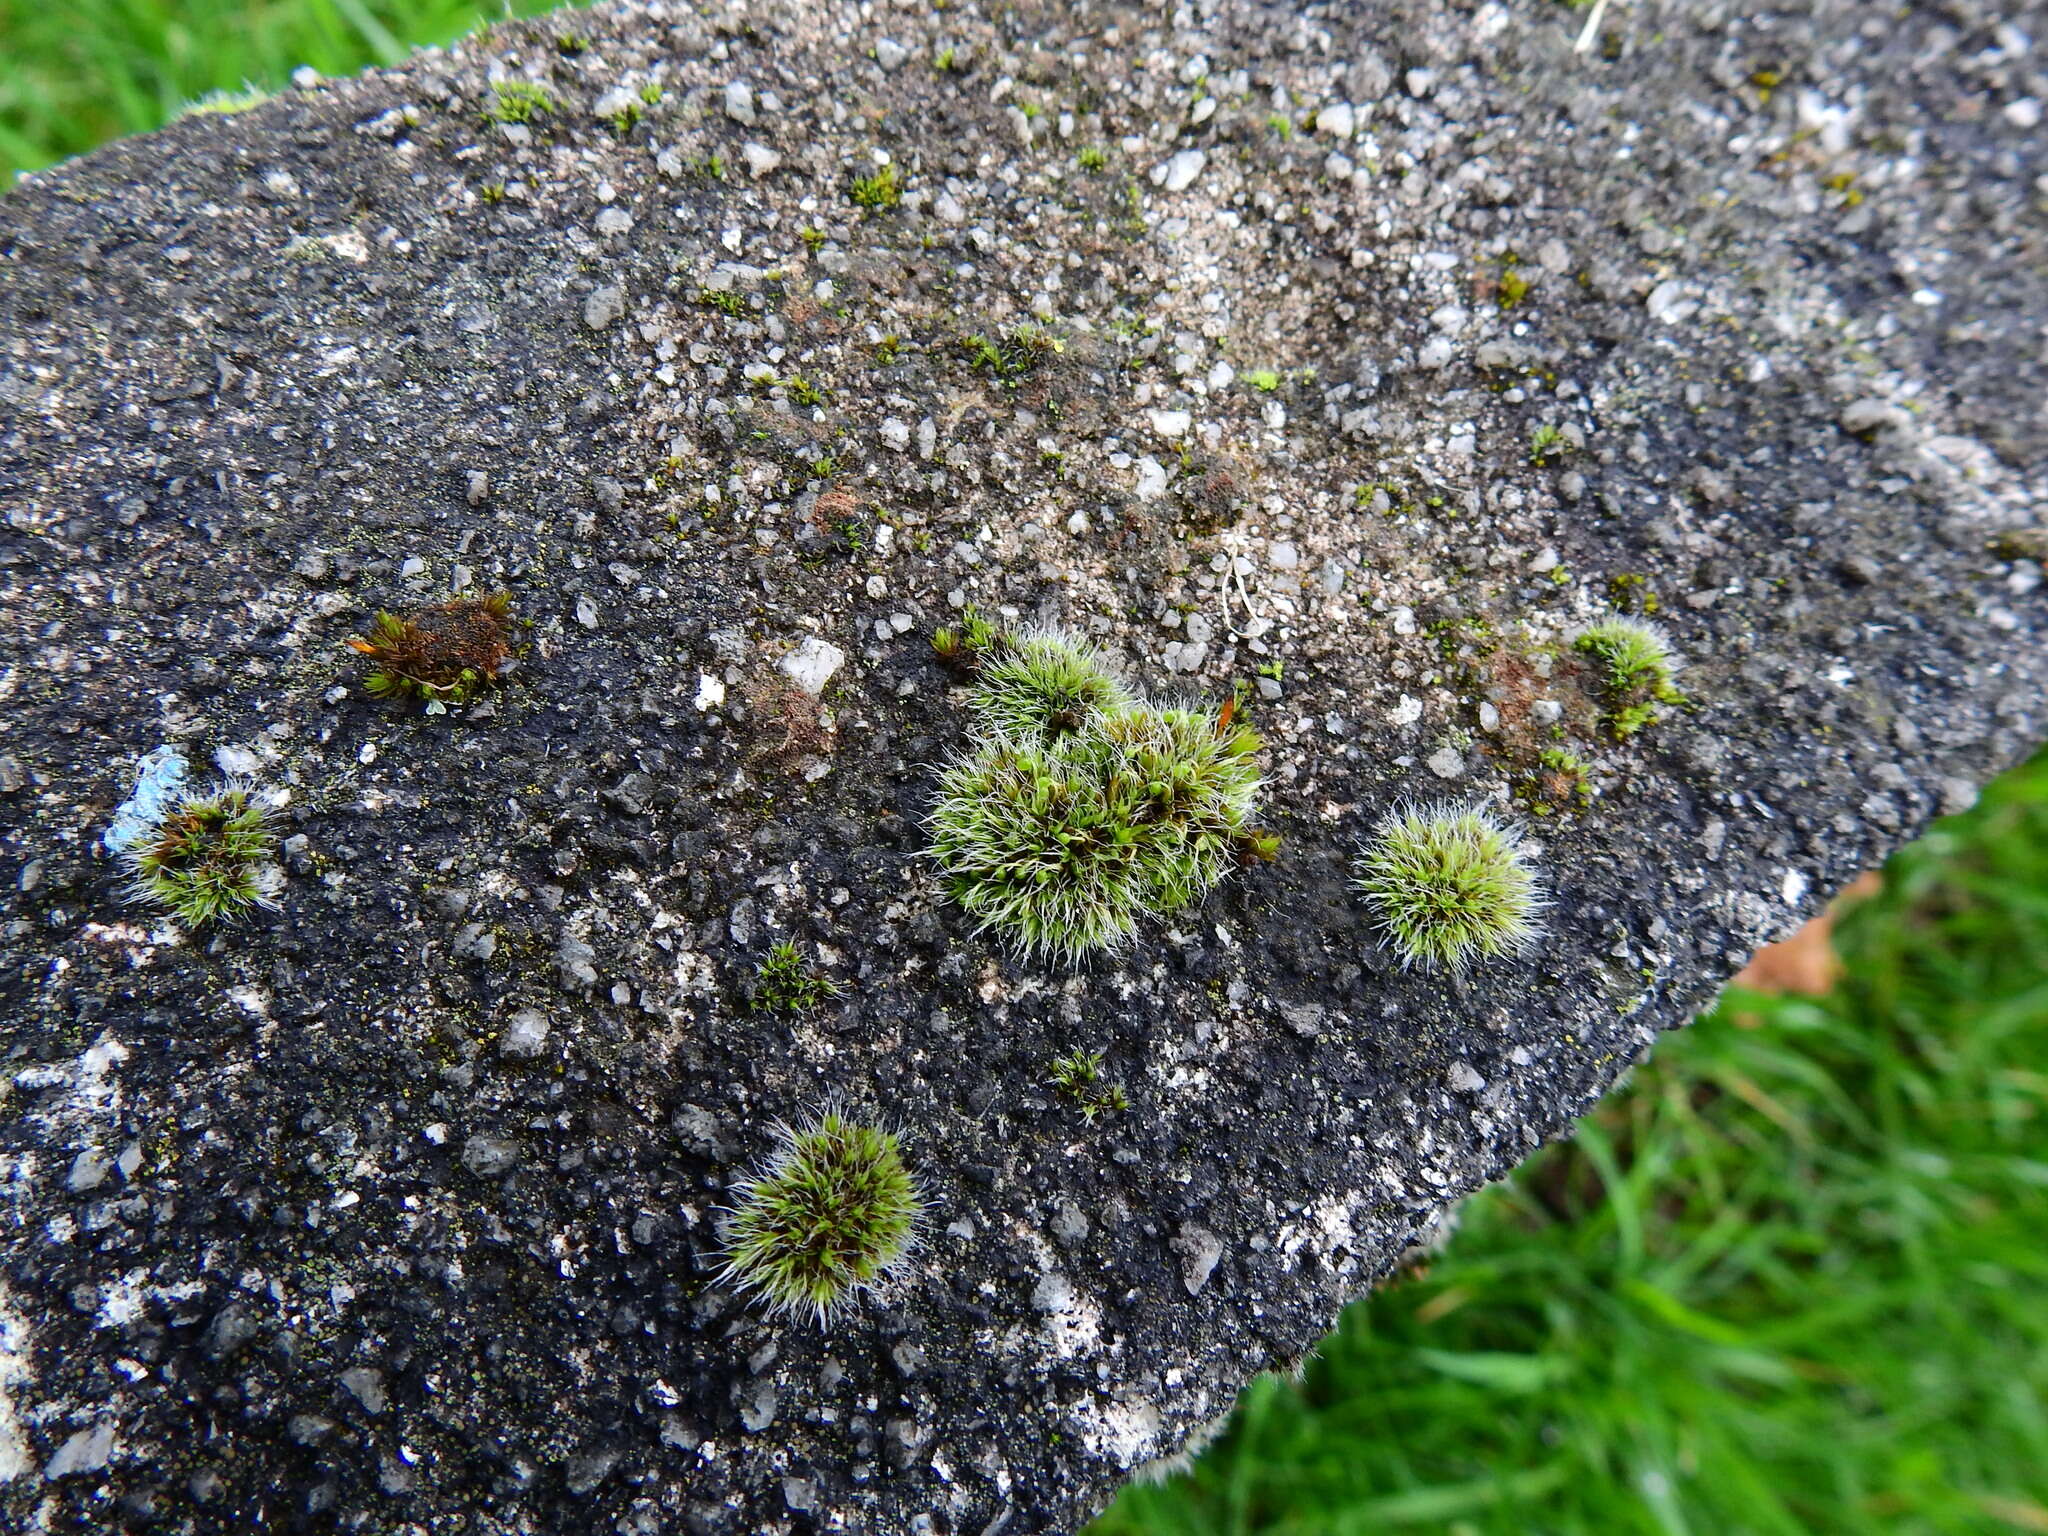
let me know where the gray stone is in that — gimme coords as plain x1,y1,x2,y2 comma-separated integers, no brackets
44,1422,115,1480
670,1105,734,1162
340,1367,387,1416
739,1381,777,1432
555,935,598,989
1278,1001,1327,1039
1156,149,1206,192
203,1304,258,1360
450,922,497,960
1172,1223,1225,1296
380,1453,419,1495
1050,1199,1090,1246
499,1007,550,1059
1841,398,1909,435
1426,746,1465,779
1938,777,1979,816
461,1134,522,1178
65,1149,110,1193
564,1447,620,1495
582,285,624,330
778,636,846,695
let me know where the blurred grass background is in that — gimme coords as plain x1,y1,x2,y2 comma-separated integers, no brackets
0,0,563,179
7,12,2047,1533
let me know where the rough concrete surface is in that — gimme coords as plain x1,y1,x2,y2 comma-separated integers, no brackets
2,0,2046,1530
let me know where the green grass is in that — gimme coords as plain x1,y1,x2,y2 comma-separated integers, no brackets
0,0,573,181
1097,752,2048,1535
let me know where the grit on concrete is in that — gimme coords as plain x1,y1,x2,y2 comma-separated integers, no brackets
2,0,2045,1531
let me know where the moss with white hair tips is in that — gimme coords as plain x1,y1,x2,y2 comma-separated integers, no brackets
927,623,1274,964
1352,801,1546,973
717,1112,922,1325
119,781,280,928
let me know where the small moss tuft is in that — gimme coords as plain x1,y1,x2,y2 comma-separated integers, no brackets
752,940,842,1011
347,592,513,711
930,607,999,671
777,373,826,407
1047,1049,1129,1122
1352,801,1545,972
849,163,902,209
179,86,269,119
962,323,1063,384
483,80,556,125
718,1112,922,1324
1574,616,1684,736
1575,616,1679,692
1519,747,1593,817
1611,701,1663,740
121,783,279,928
697,286,748,318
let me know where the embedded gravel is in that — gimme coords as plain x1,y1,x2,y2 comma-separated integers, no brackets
2,0,2046,1531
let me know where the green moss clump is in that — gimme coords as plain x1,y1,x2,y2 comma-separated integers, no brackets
850,163,901,209
970,631,1135,742
484,80,555,125
121,783,279,928
1574,617,1684,737
718,1113,921,1324
347,592,513,711
1352,801,1545,972
930,739,1153,960
928,625,1273,963
1085,706,1266,910
751,941,842,1012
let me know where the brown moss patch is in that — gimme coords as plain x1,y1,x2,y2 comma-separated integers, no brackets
747,678,837,773
809,488,861,536
348,592,514,706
